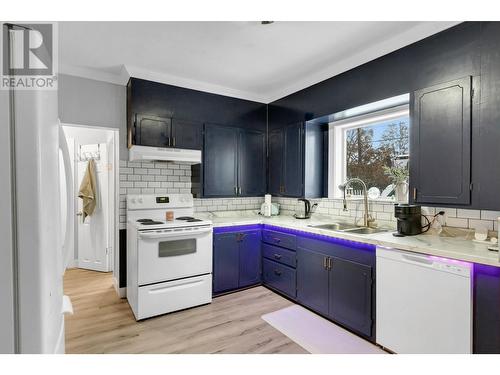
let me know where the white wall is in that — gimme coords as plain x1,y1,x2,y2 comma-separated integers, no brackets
58,74,127,159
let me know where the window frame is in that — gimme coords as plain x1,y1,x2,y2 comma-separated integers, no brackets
328,104,410,199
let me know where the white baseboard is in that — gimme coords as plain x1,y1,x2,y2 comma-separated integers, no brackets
113,276,126,298
66,259,78,269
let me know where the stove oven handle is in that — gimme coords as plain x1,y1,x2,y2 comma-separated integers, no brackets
138,227,212,239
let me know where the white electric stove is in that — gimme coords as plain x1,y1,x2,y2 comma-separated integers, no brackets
126,194,213,320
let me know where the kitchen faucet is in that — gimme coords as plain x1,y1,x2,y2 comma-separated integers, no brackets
339,178,375,228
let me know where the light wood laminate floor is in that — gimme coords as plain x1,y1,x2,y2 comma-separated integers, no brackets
64,269,308,354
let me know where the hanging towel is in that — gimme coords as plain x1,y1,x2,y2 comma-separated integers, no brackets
78,158,98,220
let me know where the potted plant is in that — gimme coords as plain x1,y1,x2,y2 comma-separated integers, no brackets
383,165,409,203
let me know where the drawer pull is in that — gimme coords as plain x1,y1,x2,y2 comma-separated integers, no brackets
273,237,281,243
274,269,282,276
273,254,282,260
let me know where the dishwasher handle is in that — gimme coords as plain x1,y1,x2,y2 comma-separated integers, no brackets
401,254,434,266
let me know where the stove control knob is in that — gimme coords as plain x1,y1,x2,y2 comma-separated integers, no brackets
130,198,136,204
138,198,143,203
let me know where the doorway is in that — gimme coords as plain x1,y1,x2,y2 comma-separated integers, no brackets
62,124,119,273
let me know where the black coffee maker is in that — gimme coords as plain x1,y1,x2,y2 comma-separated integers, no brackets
394,204,422,236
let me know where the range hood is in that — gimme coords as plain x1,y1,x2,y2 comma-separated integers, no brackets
129,145,202,164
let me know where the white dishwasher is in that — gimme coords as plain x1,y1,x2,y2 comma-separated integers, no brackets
376,246,472,353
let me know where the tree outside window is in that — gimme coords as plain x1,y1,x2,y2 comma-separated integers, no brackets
345,116,409,193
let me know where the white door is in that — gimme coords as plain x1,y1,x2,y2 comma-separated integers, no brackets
76,142,110,272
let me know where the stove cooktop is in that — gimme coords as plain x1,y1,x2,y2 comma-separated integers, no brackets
177,216,203,222
131,217,212,230
137,219,164,225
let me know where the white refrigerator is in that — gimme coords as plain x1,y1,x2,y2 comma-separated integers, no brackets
0,23,73,354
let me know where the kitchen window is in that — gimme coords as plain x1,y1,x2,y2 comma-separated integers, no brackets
329,102,410,200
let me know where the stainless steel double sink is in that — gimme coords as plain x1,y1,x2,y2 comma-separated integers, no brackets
308,223,389,235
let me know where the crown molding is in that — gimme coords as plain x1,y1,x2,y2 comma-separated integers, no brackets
58,63,130,86
59,21,461,104
123,65,267,103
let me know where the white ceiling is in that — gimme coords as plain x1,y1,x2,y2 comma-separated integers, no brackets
59,21,460,103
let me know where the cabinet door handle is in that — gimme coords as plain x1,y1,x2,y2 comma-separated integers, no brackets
234,186,238,195
413,188,417,201
323,257,328,270
238,186,242,195
328,257,333,270
274,254,282,260
274,269,282,276
167,137,170,147
172,137,176,147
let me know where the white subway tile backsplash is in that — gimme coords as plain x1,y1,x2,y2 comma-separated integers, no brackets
468,219,494,231
456,209,481,219
118,159,500,232
445,217,469,228
134,168,147,175
481,210,500,221
147,168,161,175
120,167,133,174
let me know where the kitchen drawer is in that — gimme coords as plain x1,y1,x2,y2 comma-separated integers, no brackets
262,229,296,250
262,258,296,298
262,243,296,268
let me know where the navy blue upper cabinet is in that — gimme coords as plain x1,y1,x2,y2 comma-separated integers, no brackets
204,124,266,198
133,114,171,147
213,232,240,293
410,77,473,205
171,118,202,150
238,129,266,196
127,76,266,150
204,124,239,197
476,22,500,210
328,257,373,337
296,247,329,316
238,231,262,288
283,122,304,197
267,122,324,198
268,129,284,196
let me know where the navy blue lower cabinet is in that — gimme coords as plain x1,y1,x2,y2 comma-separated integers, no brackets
294,233,376,340
262,258,296,298
473,264,500,353
296,247,329,316
213,232,240,293
213,228,262,295
328,257,373,337
238,230,262,288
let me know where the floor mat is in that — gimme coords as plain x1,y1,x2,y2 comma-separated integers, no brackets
261,305,386,354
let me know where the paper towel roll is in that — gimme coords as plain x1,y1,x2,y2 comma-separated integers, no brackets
265,194,272,204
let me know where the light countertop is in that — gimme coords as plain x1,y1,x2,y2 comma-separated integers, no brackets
200,211,500,267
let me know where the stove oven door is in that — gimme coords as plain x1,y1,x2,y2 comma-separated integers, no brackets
137,226,213,286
